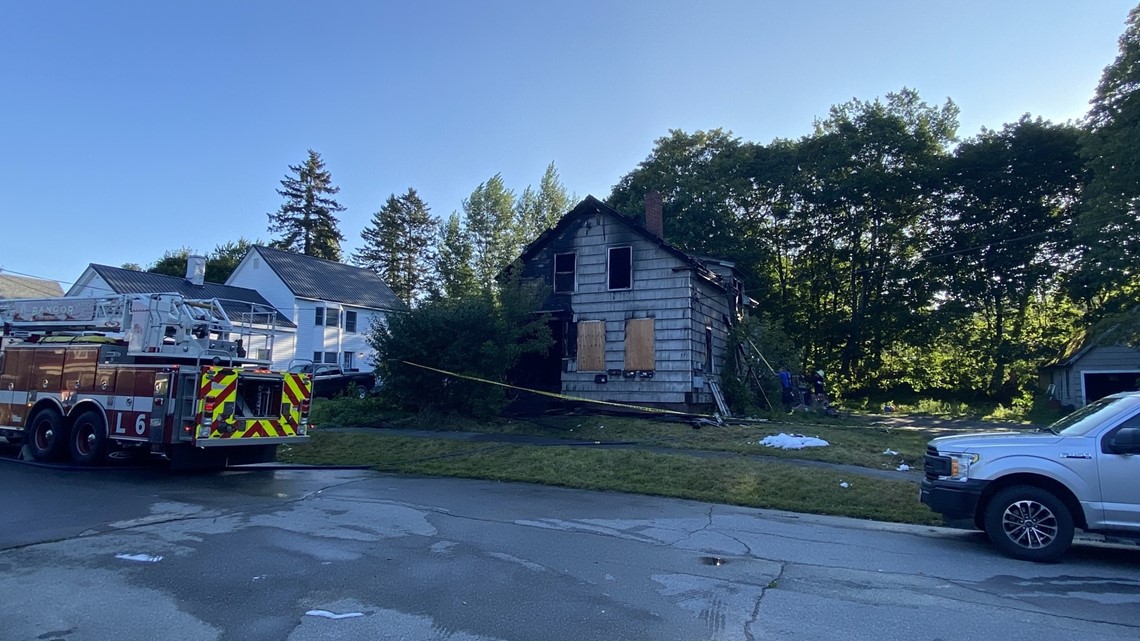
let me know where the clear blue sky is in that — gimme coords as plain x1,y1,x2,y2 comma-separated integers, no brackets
1,1,1134,288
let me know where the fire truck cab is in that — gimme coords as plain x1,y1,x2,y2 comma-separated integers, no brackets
0,293,311,469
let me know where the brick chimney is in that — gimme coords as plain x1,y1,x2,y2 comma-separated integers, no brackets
644,191,663,239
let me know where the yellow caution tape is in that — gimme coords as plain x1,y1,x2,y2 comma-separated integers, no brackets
402,361,719,420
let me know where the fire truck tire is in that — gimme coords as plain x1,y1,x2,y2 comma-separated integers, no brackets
68,411,109,466
25,409,69,462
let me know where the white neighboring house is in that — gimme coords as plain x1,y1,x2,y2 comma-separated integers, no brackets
66,262,296,362
226,245,407,371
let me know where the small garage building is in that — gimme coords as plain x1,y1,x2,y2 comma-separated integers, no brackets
1040,337,1140,408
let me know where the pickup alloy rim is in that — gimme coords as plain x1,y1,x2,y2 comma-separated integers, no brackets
1001,499,1059,549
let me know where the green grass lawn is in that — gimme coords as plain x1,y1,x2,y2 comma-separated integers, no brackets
310,405,934,472
279,430,941,526
296,398,1009,525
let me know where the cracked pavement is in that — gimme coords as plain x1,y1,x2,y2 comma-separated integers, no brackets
1,463,1138,641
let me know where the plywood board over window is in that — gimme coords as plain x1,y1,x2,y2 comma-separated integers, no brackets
577,321,606,371
624,318,655,370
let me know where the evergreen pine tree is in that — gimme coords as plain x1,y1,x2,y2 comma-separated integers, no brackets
353,188,437,306
267,149,346,261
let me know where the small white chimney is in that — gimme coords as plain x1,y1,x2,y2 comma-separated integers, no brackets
186,255,206,286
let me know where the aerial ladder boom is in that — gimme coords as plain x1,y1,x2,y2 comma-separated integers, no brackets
0,293,247,363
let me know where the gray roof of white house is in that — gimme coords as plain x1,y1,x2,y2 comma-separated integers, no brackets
251,245,407,311
0,273,65,298
84,264,296,328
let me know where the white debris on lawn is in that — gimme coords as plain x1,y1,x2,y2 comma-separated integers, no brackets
305,610,364,620
839,481,850,488
760,433,830,449
896,464,911,472
115,554,163,563
882,448,899,456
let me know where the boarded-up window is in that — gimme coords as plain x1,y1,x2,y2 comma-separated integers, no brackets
577,321,605,371
608,246,632,290
624,318,655,370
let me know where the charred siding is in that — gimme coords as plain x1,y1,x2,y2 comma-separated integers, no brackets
517,201,739,409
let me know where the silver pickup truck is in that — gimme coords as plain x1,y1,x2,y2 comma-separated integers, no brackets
921,392,1140,561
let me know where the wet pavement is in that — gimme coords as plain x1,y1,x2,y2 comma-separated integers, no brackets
1,460,1138,641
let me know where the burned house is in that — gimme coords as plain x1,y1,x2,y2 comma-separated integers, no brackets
515,194,748,412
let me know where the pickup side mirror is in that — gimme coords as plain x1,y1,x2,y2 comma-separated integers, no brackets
1107,426,1140,455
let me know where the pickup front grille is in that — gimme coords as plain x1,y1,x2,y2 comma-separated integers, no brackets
924,446,952,480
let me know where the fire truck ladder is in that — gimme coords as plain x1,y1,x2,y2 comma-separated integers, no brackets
0,293,247,364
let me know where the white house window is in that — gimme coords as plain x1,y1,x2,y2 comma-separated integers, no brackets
312,351,322,363
314,308,324,326
554,253,576,293
345,310,358,333
325,308,339,327
324,351,337,364
608,246,632,290
343,351,355,369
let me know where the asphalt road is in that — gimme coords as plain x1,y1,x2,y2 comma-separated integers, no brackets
1,461,1138,641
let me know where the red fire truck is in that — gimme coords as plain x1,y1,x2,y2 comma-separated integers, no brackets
0,293,311,469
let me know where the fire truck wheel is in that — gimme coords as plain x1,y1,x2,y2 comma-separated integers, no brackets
69,411,109,466
25,409,69,462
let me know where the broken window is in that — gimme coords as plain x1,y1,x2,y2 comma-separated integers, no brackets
608,246,632,290
577,321,605,371
705,326,714,374
624,318,655,370
561,320,578,358
554,253,576,293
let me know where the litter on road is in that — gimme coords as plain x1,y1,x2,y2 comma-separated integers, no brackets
114,553,163,563
305,610,364,620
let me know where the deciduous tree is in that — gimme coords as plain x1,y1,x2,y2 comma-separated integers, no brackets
463,174,517,291
934,117,1085,397
435,212,478,299
1075,5,1140,319
515,162,571,242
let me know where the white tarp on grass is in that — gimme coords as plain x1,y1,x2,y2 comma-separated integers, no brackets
760,433,830,449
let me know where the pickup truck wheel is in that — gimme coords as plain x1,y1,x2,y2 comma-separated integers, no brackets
983,485,1073,562
355,385,368,399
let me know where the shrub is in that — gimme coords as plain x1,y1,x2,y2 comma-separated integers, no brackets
369,283,551,418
